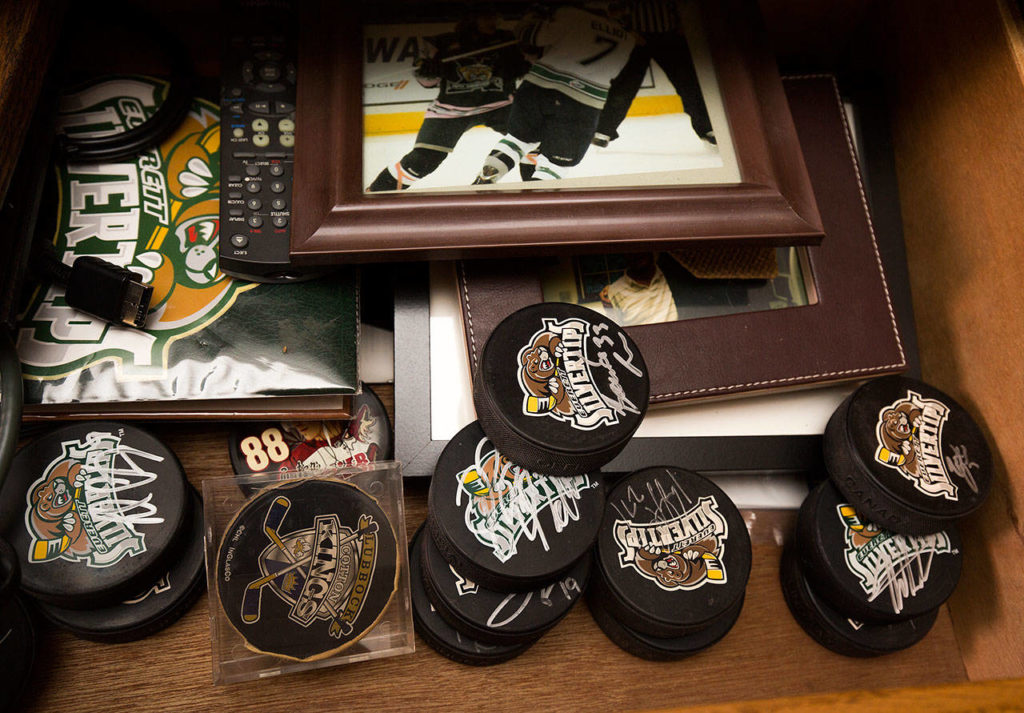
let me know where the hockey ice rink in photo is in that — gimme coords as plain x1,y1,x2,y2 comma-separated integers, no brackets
362,8,740,193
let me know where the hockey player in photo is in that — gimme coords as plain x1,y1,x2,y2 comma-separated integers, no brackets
599,253,678,326
367,5,529,192
473,3,636,184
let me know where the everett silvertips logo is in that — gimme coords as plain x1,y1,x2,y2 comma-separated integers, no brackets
613,496,728,591
456,437,596,563
516,317,643,431
17,77,254,381
240,496,379,639
874,390,956,500
837,504,953,615
24,431,165,567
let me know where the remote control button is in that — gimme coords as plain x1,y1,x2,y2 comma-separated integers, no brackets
272,216,288,228
241,62,254,83
232,128,244,139
231,88,243,97
278,118,295,133
253,133,270,148
256,82,286,93
255,50,283,61
252,118,269,132
273,101,295,114
249,101,271,114
229,208,243,217
250,35,266,48
245,164,261,177
232,152,255,159
279,134,295,148
271,199,286,211
247,198,262,211
266,152,286,159
268,164,284,177
246,182,261,194
229,191,243,199
230,234,249,248
248,215,264,228
227,175,242,183
270,181,286,194
285,63,296,84
259,63,282,82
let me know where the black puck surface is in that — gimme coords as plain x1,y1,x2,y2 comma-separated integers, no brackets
420,526,589,645
216,478,399,662
231,384,392,493
826,375,992,532
796,480,962,622
409,525,533,666
474,303,649,475
38,488,206,643
596,467,751,637
780,546,937,657
428,421,605,591
0,596,35,713
0,422,190,609
587,574,744,662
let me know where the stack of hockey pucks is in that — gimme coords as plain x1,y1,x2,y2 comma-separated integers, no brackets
783,375,993,656
589,466,751,660
415,303,648,664
0,422,205,643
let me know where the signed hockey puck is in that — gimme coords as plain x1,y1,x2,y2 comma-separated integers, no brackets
587,574,744,661
780,546,938,657
37,488,206,643
0,422,191,609
0,595,35,713
230,384,392,494
410,525,533,666
420,526,589,645
594,467,750,638
824,375,992,534
796,480,962,623
215,478,398,662
428,421,604,591
473,303,649,476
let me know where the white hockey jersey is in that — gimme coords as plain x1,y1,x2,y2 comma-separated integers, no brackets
519,7,636,109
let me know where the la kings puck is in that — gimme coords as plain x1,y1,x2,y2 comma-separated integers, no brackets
595,467,751,637
780,546,938,657
409,525,533,666
215,478,398,661
473,303,649,476
37,488,206,643
420,525,589,645
428,421,605,591
231,384,393,495
796,480,962,623
0,422,191,609
824,375,993,534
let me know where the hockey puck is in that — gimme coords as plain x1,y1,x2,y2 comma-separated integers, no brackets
420,524,589,645
587,572,744,661
37,488,206,643
780,546,938,657
796,480,962,623
231,384,392,494
595,467,751,638
215,478,399,662
0,422,191,609
428,421,605,591
473,303,649,476
0,595,35,713
409,525,533,666
824,375,993,534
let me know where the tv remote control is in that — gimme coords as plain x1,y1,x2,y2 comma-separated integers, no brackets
218,0,308,282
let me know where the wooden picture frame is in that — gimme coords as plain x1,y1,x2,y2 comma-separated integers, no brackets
290,0,824,264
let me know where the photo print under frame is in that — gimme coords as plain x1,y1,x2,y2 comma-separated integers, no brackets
289,0,824,264
393,75,920,478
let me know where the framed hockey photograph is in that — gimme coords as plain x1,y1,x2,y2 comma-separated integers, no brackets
290,0,825,264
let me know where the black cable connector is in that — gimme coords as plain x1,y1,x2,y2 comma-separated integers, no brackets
63,256,153,329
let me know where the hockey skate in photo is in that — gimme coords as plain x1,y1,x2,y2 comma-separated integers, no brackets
362,1,740,193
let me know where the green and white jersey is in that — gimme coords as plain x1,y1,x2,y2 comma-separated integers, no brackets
520,7,635,109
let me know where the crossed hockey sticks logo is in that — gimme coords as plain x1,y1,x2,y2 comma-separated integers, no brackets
240,496,378,638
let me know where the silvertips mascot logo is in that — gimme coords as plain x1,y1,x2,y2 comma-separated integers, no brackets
17,77,254,379
874,390,955,500
516,317,643,431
